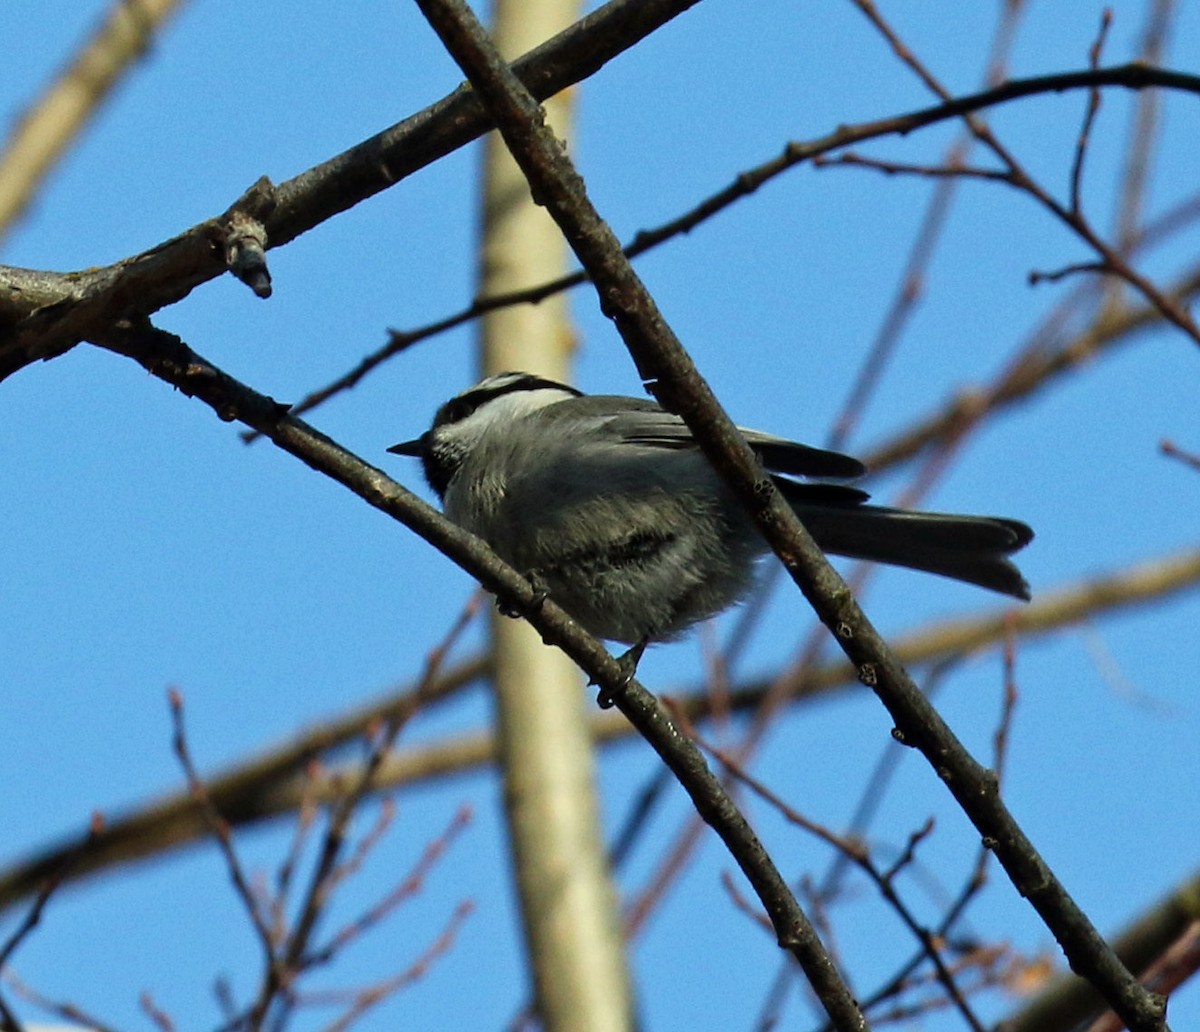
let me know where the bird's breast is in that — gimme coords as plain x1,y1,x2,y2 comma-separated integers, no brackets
445,467,508,532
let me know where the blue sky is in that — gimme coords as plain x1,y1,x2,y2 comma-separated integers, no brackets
2,1,1198,1030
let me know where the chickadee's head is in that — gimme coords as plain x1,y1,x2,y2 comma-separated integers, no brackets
388,372,582,497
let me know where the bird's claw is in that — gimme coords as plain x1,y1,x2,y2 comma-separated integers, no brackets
594,639,647,709
496,572,549,620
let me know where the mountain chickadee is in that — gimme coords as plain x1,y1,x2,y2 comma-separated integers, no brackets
390,372,1033,665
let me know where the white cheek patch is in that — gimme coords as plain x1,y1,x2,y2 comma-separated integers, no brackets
441,387,572,448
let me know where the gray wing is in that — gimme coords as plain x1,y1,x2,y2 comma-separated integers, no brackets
577,397,867,480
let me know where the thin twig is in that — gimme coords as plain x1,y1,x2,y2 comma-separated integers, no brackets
306,900,474,1032
1,971,122,1032
2,543,1195,924
1113,0,1176,256
688,721,986,1032
406,2,1169,1027
169,688,281,970
1071,10,1114,215
0,812,103,1032
308,805,472,965
755,15,1032,1023
1,0,708,378
1085,921,1200,1032
328,796,398,890
1160,439,1200,472
272,761,323,946
248,62,1200,434
720,870,778,937
0,645,486,920
827,135,970,450
0,814,101,970
139,989,176,1032
252,586,480,1029
993,614,1020,787
410,2,880,1026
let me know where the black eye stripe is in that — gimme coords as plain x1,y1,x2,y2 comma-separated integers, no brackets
435,396,479,426
433,374,582,428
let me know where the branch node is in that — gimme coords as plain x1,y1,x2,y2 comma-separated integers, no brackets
223,211,273,298
221,180,277,299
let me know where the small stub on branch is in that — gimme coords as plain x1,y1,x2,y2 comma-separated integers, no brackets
223,210,272,298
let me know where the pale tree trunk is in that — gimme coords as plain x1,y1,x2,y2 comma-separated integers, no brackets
0,0,192,243
477,2,635,1029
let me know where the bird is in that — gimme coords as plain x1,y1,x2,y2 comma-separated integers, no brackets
389,371,1032,668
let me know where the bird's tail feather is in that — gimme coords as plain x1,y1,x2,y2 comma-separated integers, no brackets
791,502,1033,600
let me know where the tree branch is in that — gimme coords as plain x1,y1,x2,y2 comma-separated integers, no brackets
4,55,1200,381
0,0,703,378
405,1,1168,1028
85,315,863,1027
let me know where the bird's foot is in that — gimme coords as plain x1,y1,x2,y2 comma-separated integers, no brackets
594,639,647,710
496,572,550,620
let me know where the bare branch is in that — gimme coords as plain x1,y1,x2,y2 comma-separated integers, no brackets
168,688,281,966
139,989,176,1032
5,58,1200,385
0,811,105,1032
1086,922,1200,1032
402,2,1169,1027
0,538,1194,927
303,899,474,1032
308,805,472,965
1161,439,1200,473
0,0,704,378
264,63,1200,431
1070,9,1114,214
1001,872,1200,1032
2,971,122,1032
863,263,1200,470
412,1,881,1024
690,720,985,1032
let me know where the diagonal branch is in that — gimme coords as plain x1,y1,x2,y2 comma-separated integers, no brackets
5,58,1200,383
1,547,1195,921
258,71,1200,432
0,0,704,376
405,1,1168,1029
91,314,864,1026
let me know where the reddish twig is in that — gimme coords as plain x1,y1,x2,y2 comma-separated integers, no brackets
720,870,777,937
682,714,988,1032
329,796,398,891
253,594,481,1028
303,900,475,1032
240,60,1200,438
169,688,279,963
994,614,1021,786
1113,0,1177,255
1160,439,1200,472
1,971,122,1032
310,804,473,964
0,811,104,1031
1086,921,1200,1032
271,760,323,945
0,812,102,972
139,990,176,1032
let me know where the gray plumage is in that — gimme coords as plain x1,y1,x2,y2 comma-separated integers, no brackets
390,372,1033,646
